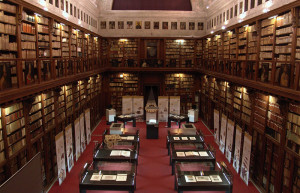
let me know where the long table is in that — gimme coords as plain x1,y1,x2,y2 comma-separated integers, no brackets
176,170,233,193
79,162,136,193
114,115,136,127
168,115,189,128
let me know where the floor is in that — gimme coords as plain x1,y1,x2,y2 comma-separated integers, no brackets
48,117,260,193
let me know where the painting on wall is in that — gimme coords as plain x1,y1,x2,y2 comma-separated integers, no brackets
189,22,195,30
180,22,186,30
198,22,204,30
118,21,124,29
154,21,159,29
145,21,150,29
171,22,177,30
136,21,142,29
162,22,168,30
109,21,115,29
100,21,106,29
127,21,133,29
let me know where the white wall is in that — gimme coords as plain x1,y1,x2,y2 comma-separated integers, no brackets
206,0,297,34
23,0,99,33
97,0,207,37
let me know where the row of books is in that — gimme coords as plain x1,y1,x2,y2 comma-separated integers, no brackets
21,23,35,34
0,23,15,34
0,11,15,25
0,34,16,51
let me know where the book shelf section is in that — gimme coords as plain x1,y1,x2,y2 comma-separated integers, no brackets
225,83,233,112
253,93,268,132
21,9,37,85
223,32,230,59
79,80,86,108
52,21,61,58
238,26,247,60
208,77,215,100
260,17,275,61
247,23,258,60
43,91,55,131
94,37,99,65
0,1,17,90
77,31,83,58
232,86,242,118
230,30,237,59
282,153,300,193
37,14,50,57
275,12,292,61
262,140,280,193
123,73,138,95
165,39,180,67
4,102,26,158
71,29,77,58
0,107,5,184
65,84,73,119
123,39,138,67
241,88,251,124
217,35,223,60
195,39,203,67
180,39,194,68
286,103,300,155
219,81,226,107
57,87,65,124
165,73,194,114
29,95,43,141
73,82,80,112
266,96,283,142
109,39,123,67
109,73,123,113
61,24,69,58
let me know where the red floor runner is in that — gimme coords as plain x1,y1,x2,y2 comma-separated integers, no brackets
48,118,259,193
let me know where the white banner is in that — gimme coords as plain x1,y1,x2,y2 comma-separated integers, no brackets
213,109,220,144
158,96,169,122
133,96,144,121
74,118,81,161
55,131,66,185
122,96,133,115
233,125,242,173
219,114,227,154
85,109,91,145
65,124,74,172
80,113,86,153
170,96,180,115
240,132,252,185
225,119,234,163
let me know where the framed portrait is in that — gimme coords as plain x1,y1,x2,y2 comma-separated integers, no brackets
136,21,142,29
162,22,168,30
153,22,159,29
118,21,124,29
171,22,177,30
198,22,204,30
127,21,133,29
109,21,115,29
146,42,158,59
0,62,12,90
189,22,195,30
145,21,150,29
100,21,106,29
279,63,290,87
260,63,269,82
180,22,186,30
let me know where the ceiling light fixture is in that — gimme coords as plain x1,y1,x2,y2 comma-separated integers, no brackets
221,26,226,30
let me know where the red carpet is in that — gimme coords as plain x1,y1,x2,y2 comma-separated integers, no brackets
48,118,259,193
